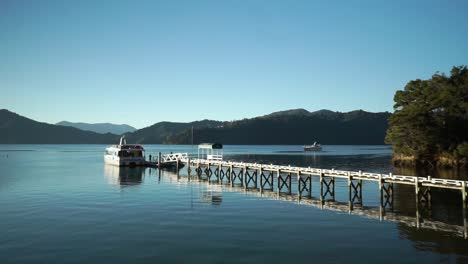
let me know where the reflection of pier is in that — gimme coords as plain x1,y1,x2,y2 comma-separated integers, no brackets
200,185,223,206
151,154,468,238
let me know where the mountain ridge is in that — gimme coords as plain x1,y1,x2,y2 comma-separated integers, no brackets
56,121,137,135
167,109,391,145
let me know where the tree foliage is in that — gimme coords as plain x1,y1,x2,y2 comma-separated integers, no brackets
385,66,468,166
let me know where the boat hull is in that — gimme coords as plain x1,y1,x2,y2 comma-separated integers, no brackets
304,147,322,151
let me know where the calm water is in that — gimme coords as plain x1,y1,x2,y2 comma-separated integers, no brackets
1,145,467,263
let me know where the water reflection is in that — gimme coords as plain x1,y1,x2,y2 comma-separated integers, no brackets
398,224,468,259
199,186,223,206
104,165,146,186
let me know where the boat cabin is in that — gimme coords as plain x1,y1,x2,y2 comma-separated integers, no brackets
104,136,146,166
198,143,223,161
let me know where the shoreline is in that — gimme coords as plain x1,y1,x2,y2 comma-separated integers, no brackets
392,153,467,168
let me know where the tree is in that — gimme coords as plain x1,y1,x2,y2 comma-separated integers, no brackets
385,66,468,166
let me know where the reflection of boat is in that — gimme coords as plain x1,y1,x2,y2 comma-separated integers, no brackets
104,165,145,186
104,136,146,166
304,142,322,151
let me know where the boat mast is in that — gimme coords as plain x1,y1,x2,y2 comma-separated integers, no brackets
119,136,126,145
191,126,194,156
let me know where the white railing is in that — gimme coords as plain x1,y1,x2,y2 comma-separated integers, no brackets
207,154,223,161
161,153,188,163
189,159,468,190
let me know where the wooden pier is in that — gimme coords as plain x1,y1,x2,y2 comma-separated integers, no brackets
156,153,468,238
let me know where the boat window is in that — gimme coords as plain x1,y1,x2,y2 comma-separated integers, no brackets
130,151,142,157
116,150,142,158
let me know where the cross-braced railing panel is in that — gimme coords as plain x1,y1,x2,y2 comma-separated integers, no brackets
260,170,274,192
298,174,312,199
161,153,188,163
243,168,258,189
277,172,292,195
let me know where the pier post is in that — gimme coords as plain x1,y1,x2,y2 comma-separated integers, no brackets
243,166,248,190
254,167,258,189
348,172,353,212
226,164,231,183
320,172,324,207
415,176,420,198
331,176,335,201
358,179,363,206
238,168,245,187
358,171,363,206
288,172,292,195
277,169,281,196
297,172,301,199
463,181,467,212
230,165,234,187
270,171,274,191
462,181,467,239
176,159,179,176
197,163,202,177
187,158,191,181
206,162,211,180
415,176,421,229
379,174,383,208
218,164,222,183
379,174,383,220
187,158,191,176
157,152,161,169
259,167,264,193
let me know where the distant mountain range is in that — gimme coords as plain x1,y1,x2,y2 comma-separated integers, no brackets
0,109,391,144
0,110,118,144
56,121,136,135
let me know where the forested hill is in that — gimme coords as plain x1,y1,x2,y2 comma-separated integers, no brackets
0,109,390,144
0,109,119,144
124,120,222,144
167,109,391,145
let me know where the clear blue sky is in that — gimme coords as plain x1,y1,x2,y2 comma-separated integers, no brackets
1,0,467,128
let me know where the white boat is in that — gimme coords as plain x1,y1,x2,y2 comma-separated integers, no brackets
304,142,322,151
104,136,146,166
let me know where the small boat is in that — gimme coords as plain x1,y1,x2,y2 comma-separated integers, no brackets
104,136,146,166
304,142,322,151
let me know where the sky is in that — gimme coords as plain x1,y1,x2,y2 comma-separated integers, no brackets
1,0,467,128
